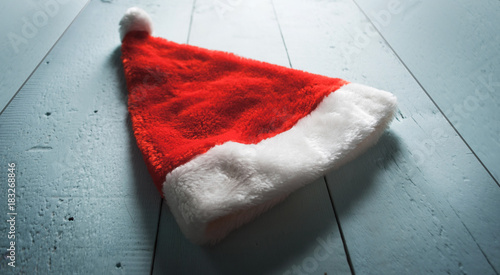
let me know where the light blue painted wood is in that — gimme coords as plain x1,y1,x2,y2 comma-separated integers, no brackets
273,0,500,273
1,0,497,274
0,0,169,273
0,0,89,114
152,0,351,274
354,0,500,183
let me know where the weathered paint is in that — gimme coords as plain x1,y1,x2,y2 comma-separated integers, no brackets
0,0,498,274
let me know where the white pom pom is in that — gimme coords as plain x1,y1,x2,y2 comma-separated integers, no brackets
119,7,153,41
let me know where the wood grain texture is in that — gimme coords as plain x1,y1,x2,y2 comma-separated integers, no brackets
273,0,500,273
0,0,169,273
354,0,500,183
0,0,89,113
152,0,351,274
0,0,498,274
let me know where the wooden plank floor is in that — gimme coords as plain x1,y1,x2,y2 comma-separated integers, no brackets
354,0,500,184
0,0,498,274
0,0,89,113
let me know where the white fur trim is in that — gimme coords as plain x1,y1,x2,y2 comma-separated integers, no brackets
119,7,153,41
163,83,397,244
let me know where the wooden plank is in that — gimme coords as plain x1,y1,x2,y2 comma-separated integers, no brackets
0,0,197,272
354,0,500,183
273,0,500,274
152,0,351,274
0,0,89,113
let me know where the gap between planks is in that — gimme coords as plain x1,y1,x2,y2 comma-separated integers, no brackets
271,0,292,68
324,175,356,275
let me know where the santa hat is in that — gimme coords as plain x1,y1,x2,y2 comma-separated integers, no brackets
119,7,397,244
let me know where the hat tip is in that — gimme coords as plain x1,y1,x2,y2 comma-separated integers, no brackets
119,7,153,41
